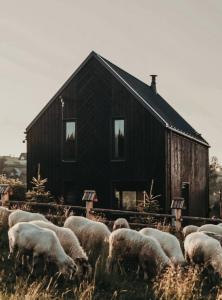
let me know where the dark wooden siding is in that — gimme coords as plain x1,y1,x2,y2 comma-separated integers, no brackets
110,71,166,209
27,56,166,208
168,131,209,217
27,97,61,196
27,56,208,214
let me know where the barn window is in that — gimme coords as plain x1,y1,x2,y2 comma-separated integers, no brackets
122,191,137,210
113,119,125,159
63,121,76,161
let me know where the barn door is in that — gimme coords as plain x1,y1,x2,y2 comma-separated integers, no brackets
181,182,190,215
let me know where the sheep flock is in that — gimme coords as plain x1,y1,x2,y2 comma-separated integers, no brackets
1,207,222,290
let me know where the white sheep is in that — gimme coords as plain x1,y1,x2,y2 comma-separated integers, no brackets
64,216,111,262
112,218,130,231
30,220,91,278
184,232,222,276
182,225,199,237
8,209,48,228
139,227,185,265
108,228,171,279
199,231,222,244
0,207,12,227
198,224,222,235
8,222,77,277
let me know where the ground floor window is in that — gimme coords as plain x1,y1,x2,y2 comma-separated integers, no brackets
114,189,145,210
122,191,137,210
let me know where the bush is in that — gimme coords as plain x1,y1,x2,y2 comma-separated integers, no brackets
26,164,54,203
26,190,54,203
0,174,26,201
10,183,26,201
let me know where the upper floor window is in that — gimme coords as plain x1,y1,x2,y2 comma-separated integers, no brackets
63,121,76,161
113,119,125,160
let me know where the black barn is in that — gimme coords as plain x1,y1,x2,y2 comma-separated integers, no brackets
26,51,209,216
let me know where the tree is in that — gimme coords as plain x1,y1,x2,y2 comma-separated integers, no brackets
137,179,161,213
209,156,222,216
26,164,53,203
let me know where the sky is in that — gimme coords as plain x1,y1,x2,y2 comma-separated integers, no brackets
0,0,222,162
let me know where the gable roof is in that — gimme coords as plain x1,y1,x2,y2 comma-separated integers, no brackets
26,51,209,146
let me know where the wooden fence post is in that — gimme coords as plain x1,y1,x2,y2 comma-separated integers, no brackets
1,193,9,207
82,190,98,219
86,200,94,219
175,208,182,231
171,197,184,231
0,185,12,208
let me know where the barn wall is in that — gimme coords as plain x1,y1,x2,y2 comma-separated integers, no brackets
27,56,166,208
110,70,166,209
26,96,62,196
169,131,209,217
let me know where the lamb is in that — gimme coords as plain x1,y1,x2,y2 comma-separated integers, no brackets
8,222,77,277
108,228,171,279
184,232,222,276
0,207,12,227
8,209,49,228
182,225,199,237
30,220,91,278
112,218,130,231
139,227,185,265
198,224,222,235
64,216,111,262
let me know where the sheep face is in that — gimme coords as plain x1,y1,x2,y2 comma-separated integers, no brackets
75,258,92,279
113,224,126,231
59,257,78,278
112,218,129,231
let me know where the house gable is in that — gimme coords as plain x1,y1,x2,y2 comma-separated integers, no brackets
26,51,209,147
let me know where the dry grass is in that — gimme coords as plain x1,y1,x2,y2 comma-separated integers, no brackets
153,264,222,300
153,265,203,300
1,219,222,299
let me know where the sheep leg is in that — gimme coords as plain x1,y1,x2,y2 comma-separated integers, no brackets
107,256,115,273
8,249,14,260
136,265,141,279
140,261,148,281
118,261,126,276
22,254,26,266
43,261,48,273
185,252,190,264
13,250,24,274
8,238,15,259
143,271,148,280
26,256,33,273
31,253,39,274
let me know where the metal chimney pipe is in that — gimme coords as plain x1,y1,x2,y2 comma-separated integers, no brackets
150,75,157,94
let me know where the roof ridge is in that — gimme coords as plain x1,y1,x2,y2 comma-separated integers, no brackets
95,53,208,146
96,54,169,127
26,51,209,147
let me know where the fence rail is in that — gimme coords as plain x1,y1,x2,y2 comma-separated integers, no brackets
1,200,222,226
6,200,86,211
90,207,222,223
90,207,173,218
